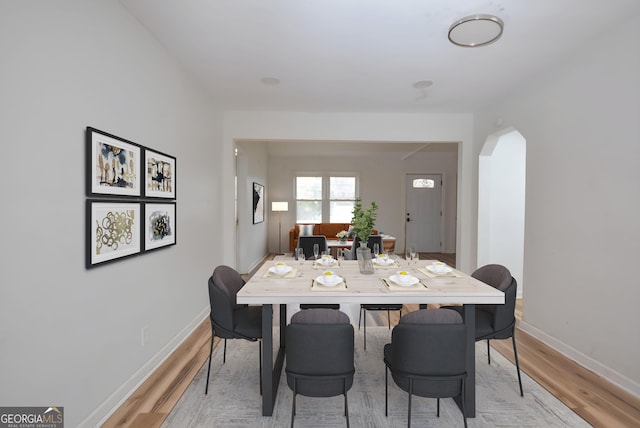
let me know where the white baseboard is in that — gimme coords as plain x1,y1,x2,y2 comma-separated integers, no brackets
80,308,210,428
518,320,640,399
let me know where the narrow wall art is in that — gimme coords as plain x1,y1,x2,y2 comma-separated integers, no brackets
253,182,264,224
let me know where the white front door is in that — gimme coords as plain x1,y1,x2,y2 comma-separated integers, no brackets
405,174,442,252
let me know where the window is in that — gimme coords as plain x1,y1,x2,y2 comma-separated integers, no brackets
413,178,435,188
296,175,357,223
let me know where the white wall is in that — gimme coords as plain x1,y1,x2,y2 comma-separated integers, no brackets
0,2,222,426
474,14,640,396
266,149,458,254
223,112,476,272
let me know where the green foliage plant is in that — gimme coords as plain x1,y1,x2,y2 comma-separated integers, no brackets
351,198,378,245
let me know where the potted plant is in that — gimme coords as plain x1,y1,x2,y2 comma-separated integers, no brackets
336,230,349,243
351,198,378,274
351,198,378,246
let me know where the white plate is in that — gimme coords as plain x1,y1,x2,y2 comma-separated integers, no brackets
315,274,343,286
373,257,394,265
426,265,453,274
269,266,293,275
389,274,419,286
316,258,337,266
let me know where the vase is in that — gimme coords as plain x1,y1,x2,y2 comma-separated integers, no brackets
356,243,374,275
339,238,347,244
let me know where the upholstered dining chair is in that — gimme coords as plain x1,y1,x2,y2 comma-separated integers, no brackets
358,303,402,350
205,265,262,395
297,235,339,310
342,235,383,260
442,264,523,397
296,235,328,261
384,308,468,428
286,309,355,427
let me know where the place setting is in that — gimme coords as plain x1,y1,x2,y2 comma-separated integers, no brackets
380,269,429,291
417,260,463,278
313,252,340,269
311,270,348,291
372,252,399,269
263,261,298,278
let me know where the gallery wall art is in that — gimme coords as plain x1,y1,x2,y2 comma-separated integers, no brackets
85,126,177,268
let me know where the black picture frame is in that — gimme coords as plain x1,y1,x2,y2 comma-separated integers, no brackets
86,200,142,268
253,182,264,224
143,202,177,252
144,148,176,199
86,127,142,198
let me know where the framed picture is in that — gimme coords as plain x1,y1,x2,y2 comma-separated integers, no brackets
144,148,176,199
143,202,176,252
253,182,264,224
87,127,142,197
87,200,141,268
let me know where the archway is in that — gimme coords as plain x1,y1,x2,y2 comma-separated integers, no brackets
478,128,526,297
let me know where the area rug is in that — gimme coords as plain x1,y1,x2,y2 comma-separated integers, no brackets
162,327,589,427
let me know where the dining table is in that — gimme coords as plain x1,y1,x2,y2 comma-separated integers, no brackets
236,255,504,418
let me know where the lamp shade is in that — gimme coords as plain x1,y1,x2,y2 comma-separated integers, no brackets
272,201,289,212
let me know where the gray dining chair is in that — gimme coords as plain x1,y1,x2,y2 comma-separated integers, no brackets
442,264,524,397
342,235,383,260
286,308,355,427
384,308,468,427
205,265,262,395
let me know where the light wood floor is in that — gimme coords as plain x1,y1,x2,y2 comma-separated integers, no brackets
103,254,640,427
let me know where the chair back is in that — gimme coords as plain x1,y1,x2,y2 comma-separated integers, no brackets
286,309,355,397
472,264,516,336
346,235,383,259
388,309,466,398
297,235,328,259
208,265,246,337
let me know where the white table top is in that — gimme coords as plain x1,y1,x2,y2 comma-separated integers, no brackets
237,257,504,306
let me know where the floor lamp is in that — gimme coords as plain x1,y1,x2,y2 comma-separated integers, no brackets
272,201,289,255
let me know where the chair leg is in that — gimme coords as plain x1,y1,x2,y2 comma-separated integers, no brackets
387,309,391,329
291,379,297,428
363,309,367,350
437,398,440,417
385,366,389,417
344,379,350,428
461,378,468,428
358,306,363,330
408,379,413,428
486,339,491,365
223,339,227,363
512,334,524,396
259,340,263,396
204,335,214,395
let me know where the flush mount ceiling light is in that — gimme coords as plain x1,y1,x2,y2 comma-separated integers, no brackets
412,80,433,89
448,14,504,47
260,77,280,86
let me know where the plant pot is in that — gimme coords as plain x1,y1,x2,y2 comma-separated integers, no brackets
356,246,374,275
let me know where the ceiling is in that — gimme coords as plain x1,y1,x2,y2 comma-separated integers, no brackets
121,0,640,114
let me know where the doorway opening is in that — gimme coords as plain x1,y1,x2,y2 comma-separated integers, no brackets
477,127,526,298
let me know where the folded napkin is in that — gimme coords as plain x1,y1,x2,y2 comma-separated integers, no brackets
373,262,399,269
263,268,298,278
313,260,340,269
380,277,428,292
311,279,349,291
417,267,463,278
